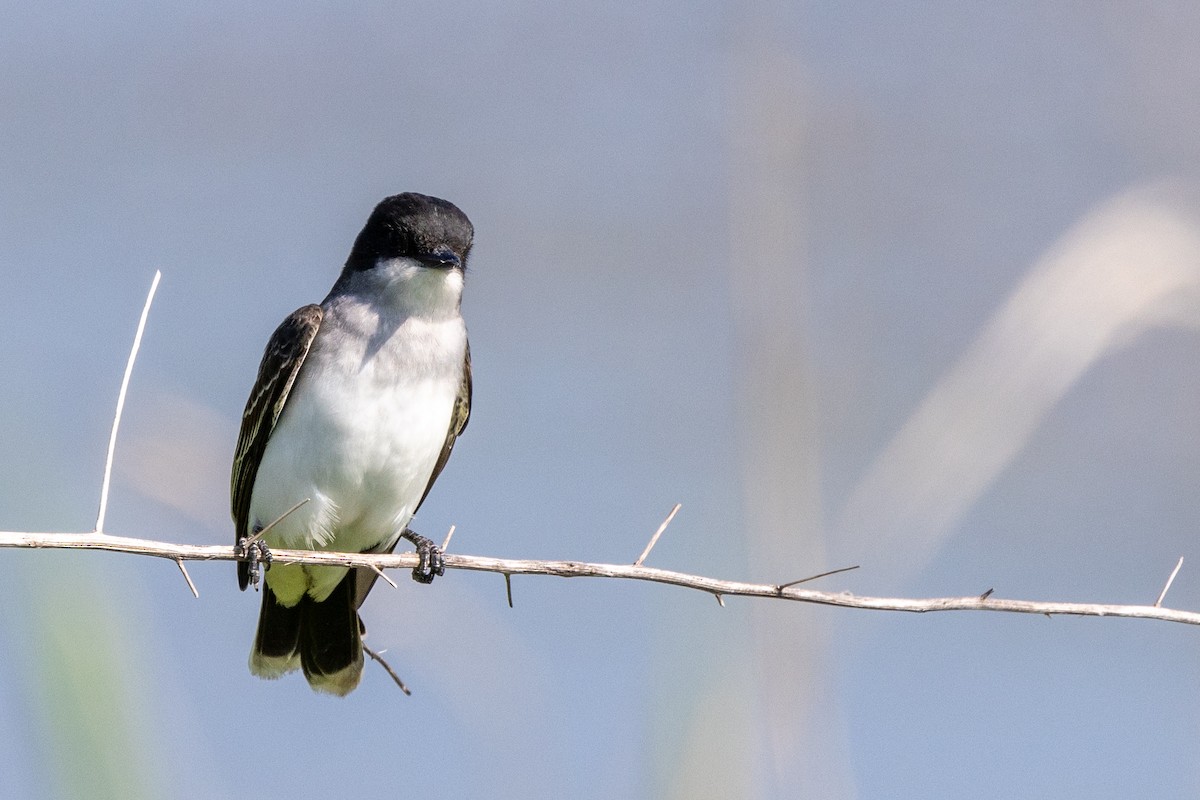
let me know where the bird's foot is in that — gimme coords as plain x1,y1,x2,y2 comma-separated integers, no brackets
235,535,273,589
400,529,445,584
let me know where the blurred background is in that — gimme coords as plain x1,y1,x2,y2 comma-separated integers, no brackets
3,1,1200,797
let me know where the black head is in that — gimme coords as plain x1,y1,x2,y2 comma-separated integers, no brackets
345,193,473,272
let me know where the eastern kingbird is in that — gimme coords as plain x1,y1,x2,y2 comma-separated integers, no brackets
230,192,473,695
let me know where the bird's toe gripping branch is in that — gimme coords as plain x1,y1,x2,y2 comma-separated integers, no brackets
400,529,445,584
235,535,273,589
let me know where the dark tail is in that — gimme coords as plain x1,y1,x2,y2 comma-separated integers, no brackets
299,572,364,695
249,571,365,696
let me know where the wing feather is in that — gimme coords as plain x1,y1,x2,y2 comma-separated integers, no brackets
231,304,323,589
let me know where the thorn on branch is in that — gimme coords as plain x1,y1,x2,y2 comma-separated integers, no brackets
1155,556,1184,608
979,588,994,601
441,524,456,552
95,269,161,535
175,557,199,598
370,563,398,590
634,503,681,567
776,564,861,594
244,498,311,547
504,573,514,608
714,593,725,608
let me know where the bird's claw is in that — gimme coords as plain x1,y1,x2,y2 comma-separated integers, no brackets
236,535,273,589
401,529,445,584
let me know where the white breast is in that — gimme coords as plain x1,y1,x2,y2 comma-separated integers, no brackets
248,286,466,603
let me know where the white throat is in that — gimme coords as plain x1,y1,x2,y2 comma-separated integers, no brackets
329,257,464,320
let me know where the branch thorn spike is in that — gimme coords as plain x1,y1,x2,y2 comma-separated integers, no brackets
635,503,681,567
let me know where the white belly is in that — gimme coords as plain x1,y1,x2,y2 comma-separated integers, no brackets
249,311,464,603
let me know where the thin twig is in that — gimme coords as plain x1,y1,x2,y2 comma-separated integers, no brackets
96,270,161,533
1,529,1199,626
243,498,310,546
441,525,456,552
635,503,681,567
1156,557,1185,607
362,644,411,695
776,564,859,591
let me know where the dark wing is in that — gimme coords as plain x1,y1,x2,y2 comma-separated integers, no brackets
353,342,472,608
231,304,323,590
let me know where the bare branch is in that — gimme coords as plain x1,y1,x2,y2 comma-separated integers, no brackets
2,529,1198,626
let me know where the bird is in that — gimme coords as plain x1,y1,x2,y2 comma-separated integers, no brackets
230,192,473,695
